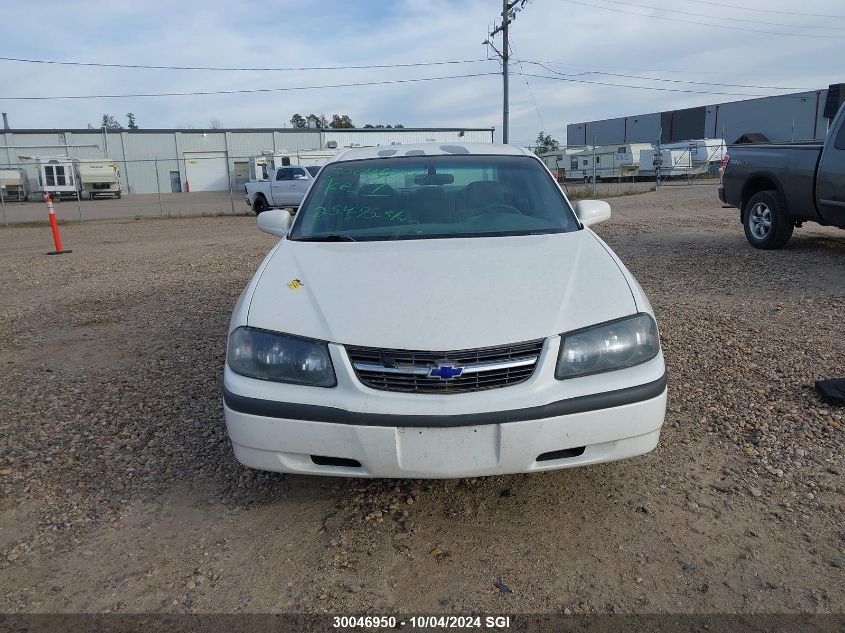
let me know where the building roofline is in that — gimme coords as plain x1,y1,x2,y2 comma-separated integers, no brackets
2,126,495,134
567,87,833,129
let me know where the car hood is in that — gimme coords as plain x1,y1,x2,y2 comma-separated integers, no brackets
247,231,636,350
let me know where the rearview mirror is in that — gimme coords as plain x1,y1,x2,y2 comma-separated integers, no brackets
574,200,611,227
257,208,292,237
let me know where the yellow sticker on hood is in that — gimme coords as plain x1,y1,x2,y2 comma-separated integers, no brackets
287,279,304,290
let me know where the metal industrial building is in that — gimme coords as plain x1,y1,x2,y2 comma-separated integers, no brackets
0,126,494,195
567,83,845,147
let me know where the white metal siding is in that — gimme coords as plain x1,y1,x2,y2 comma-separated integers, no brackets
184,152,228,191
227,132,277,159
180,133,227,153
0,128,493,193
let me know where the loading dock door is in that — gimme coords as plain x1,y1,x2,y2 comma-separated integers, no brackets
184,152,228,191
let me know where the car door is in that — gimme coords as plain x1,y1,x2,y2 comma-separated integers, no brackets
289,167,311,206
270,167,295,205
816,110,845,228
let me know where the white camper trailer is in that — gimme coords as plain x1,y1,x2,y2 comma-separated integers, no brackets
248,149,339,181
536,151,564,179
34,157,77,200
662,139,727,176
638,148,693,178
276,149,338,167
0,167,30,201
76,160,121,199
247,152,276,181
565,143,652,181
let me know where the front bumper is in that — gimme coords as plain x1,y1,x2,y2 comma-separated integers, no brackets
222,337,667,478
223,385,666,478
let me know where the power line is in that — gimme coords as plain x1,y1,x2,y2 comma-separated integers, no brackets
508,40,547,131
529,59,807,77
590,0,845,29
559,0,845,37
0,72,500,100
675,0,845,19
0,56,493,72
515,71,769,97
525,61,810,91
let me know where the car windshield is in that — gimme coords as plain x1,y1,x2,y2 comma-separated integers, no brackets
305,165,321,177
289,154,579,241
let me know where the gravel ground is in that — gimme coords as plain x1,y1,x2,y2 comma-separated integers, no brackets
0,183,843,614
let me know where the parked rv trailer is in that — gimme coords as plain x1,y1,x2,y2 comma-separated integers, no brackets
662,139,727,167
34,158,77,200
565,143,652,181
77,161,121,199
639,148,693,178
247,153,276,181
0,168,30,201
536,150,565,179
248,149,339,182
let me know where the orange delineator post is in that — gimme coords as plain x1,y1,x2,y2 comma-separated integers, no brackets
45,193,71,255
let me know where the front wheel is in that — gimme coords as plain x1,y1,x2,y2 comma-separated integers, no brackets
743,191,793,249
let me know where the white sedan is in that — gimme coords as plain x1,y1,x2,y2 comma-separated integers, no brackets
223,143,666,478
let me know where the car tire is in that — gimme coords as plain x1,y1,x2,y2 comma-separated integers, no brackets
743,190,793,249
253,195,269,215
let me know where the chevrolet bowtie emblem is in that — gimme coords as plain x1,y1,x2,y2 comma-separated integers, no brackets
429,364,464,380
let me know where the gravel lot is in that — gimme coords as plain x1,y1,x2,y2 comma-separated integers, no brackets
1,183,843,614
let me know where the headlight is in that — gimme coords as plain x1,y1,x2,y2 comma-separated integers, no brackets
555,313,659,379
227,327,336,387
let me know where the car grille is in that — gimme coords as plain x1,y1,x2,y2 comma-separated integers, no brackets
345,339,545,394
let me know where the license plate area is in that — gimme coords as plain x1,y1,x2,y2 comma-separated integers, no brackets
396,425,501,474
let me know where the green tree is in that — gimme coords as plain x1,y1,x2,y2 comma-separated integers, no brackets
306,114,328,128
290,113,307,128
534,130,560,155
126,112,138,129
329,114,354,128
101,114,122,130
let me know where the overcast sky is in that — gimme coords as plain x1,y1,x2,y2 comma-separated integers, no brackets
1,0,843,145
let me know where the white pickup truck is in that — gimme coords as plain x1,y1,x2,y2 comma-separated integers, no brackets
245,165,321,214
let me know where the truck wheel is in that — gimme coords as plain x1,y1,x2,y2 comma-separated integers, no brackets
253,195,269,215
743,191,793,249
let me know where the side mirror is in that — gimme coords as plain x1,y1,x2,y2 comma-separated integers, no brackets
574,200,611,227
257,208,291,237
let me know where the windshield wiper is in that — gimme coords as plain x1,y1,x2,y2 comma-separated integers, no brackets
296,234,358,242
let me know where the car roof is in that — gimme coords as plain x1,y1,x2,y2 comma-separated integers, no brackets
329,143,534,164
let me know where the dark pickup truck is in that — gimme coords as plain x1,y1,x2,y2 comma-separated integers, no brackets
720,103,845,248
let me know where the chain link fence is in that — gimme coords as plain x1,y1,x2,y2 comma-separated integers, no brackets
0,154,279,226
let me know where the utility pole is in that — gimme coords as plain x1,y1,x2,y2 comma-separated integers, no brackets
486,0,529,145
